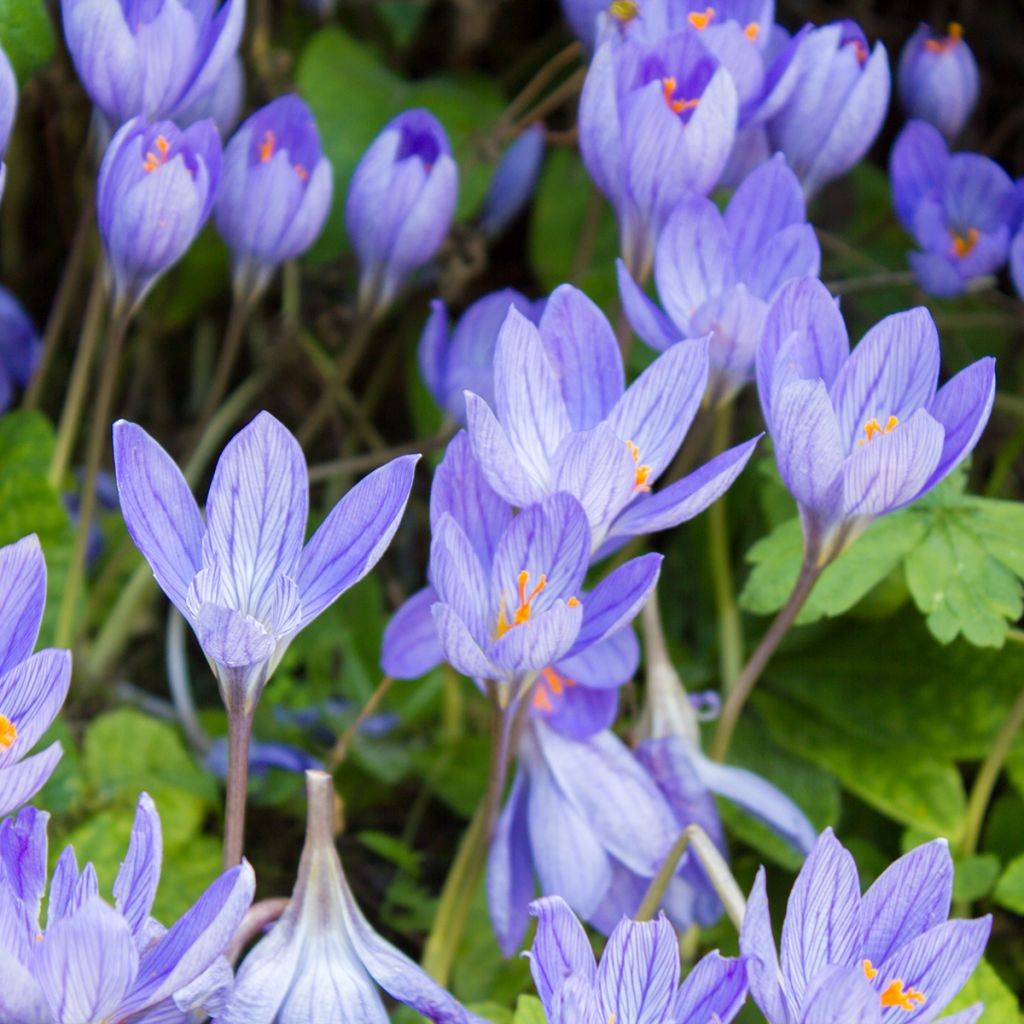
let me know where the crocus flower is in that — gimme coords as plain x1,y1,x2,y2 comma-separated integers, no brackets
0,286,40,411
61,0,244,128
417,289,544,423
219,769,480,1023
579,27,738,277
1012,229,1024,299
216,95,334,301
489,714,701,954
768,20,890,197
527,895,747,1024
617,154,819,404
97,117,222,314
175,53,246,141
0,794,255,1023
0,44,16,201
890,120,1015,298
464,284,759,556
346,109,458,318
741,828,991,1024
756,277,995,564
898,23,978,141
0,535,71,818
113,411,418,717
479,123,545,237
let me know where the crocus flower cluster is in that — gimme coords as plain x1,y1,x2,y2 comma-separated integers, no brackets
0,794,255,1022
60,0,244,129
0,44,15,201
0,287,40,412
346,109,458,318
898,22,979,141
890,120,1017,297
527,895,747,1024
741,829,990,1024
219,770,479,1023
0,535,71,818
757,277,995,564
113,411,417,717
215,95,334,302
618,154,819,404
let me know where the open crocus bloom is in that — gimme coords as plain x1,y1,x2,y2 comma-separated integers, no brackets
741,829,990,1024
113,412,418,716
526,895,747,1024
0,535,71,818
756,277,995,564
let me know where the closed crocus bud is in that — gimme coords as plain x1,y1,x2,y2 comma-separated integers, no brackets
221,770,479,1023
0,44,16,200
768,20,890,198
898,23,978,141
579,28,739,279
215,95,334,301
346,109,458,319
97,117,222,314
479,124,545,237
61,0,244,128
175,53,245,138
0,287,40,412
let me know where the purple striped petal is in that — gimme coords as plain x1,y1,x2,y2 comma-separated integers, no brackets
674,950,749,1024
0,536,45,678
527,895,597,1006
740,868,793,1024
555,627,639,690
380,586,443,680
0,743,63,821
568,554,661,655
596,913,680,1024
799,965,883,1024
0,649,71,769
617,259,683,352
488,772,535,957
113,793,162,942
431,603,498,681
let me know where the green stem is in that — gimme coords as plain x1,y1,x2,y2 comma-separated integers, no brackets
824,269,917,294
55,308,132,650
48,267,107,489
710,558,823,762
707,402,742,691
191,294,252,448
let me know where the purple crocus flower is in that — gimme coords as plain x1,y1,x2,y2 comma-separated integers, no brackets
0,794,255,1023
756,277,995,564
479,123,545,238
418,289,544,423
890,120,1016,298
0,286,40,411
60,0,244,128
346,109,458,319
463,284,759,556
97,117,222,314
617,154,820,404
741,829,991,1024
112,411,418,717
219,770,480,1023
174,53,245,137
215,95,334,301
898,23,978,141
0,44,16,201
527,895,748,1024
1012,229,1024,299
0,535,71,818
768,20,890,198
579,27,738,277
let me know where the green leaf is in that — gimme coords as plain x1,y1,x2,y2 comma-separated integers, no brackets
465,1004,514,1024
951,853,1001,902
0,0,54,81
512,996,547,1024
945,959,1022,1024
994,852,1024,915
357,830,422,875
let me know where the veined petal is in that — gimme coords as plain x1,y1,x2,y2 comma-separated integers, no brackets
204,412,308,617
673,950,749,1024
431,602,499,681
0,743,63,820
430,514,491,643
542,684,619,739
595,914,679,1024
744,223,821,301
0,947,48,1022
555,627,639,690
799,965,883,1024
0,649,71,769
568,554,661,656
539,284,623,430
617,259,683,353
296,454,418,626
195,604,275,670
488,772,535,957
489,602,583,676
578,43,625,206
0,535,45,677
380,586,443,679
889,120,948,231
114,793,163,943
527,895,597,1007
678,65,739,196
740,868,793,1024
0,805,49,913
113,420,204,613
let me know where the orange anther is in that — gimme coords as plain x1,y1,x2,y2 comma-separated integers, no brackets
925,22,963,52
951,227,980,258
688,6,714,29
259,129,276,163
880,980,926,1011
0,714,16,750
661,77,700,115
497,571,548,637
532,687,554,712
567,596,580,608
744,21,759,41
294,163,309,182
627,440,653,491
143,135,171,173
863,960,879,980
858,416,899,447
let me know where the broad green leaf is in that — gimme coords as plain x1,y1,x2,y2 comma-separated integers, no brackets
358,829,422,874
994,852,1024,915
945,959,1021,1024
0,0,54,81
512,996,547,1024
466,1005,514,1024
952,853,1001,902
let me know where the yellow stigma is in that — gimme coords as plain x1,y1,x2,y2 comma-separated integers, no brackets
0,714,16,750
858,415,899,447
864,960,927,1012
609,0,638,22
496,571,547,637
627,440,652,491
925,21,963,52
259,129,276,163
688,6,714,29
744,21,759,41
660,77,700,115
950,227,980,258
142,134,170,172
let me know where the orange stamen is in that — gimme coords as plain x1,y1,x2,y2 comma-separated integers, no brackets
294,163,309,182
567,596,580,608
627,440,653,491
744,21,759,41
863,960,878,980
0,714,16,750
925,21,962,53
847,38,868,64
858,415,899,447
688,6,713,29
661,77,700,115
259,129,276,163
880,981,927,1011
143,134,170,173
950,227,980,258
497,571,548,637
532,687,554,712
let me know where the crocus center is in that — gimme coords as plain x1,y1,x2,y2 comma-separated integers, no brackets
142,135,170,172
497,570,547,637
0,714,16,749
609,0,638,22
627,440,652,491
950,227,980,259
688,6,714,29
846,38,868,64
858,415,899,446
661,77,700,115
863,961,927,1011
924,21,963,53
744,21,759,41
532,667,577,712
